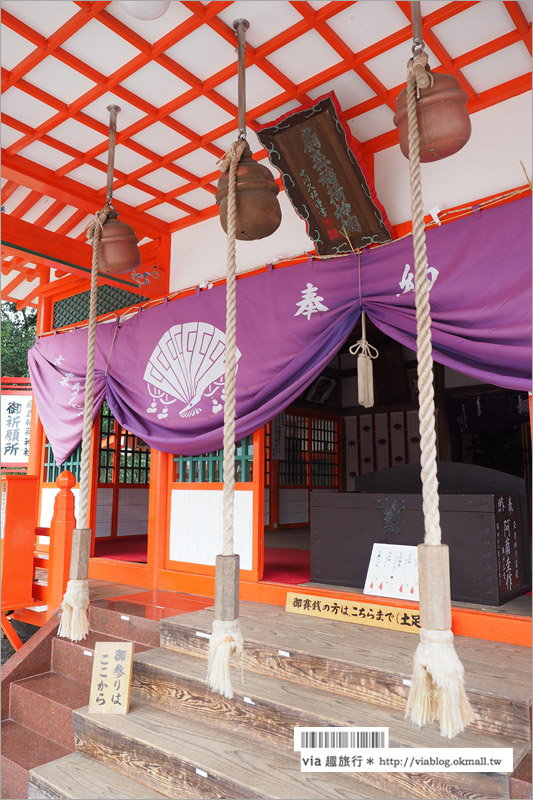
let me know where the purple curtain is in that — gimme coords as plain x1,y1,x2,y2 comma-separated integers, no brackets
29,196,531,465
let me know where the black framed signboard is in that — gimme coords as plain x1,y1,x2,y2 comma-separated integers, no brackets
257,93,393,256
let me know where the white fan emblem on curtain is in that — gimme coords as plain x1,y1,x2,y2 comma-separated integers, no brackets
143,322,241,420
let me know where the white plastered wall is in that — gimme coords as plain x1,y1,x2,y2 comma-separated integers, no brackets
168,92,532,293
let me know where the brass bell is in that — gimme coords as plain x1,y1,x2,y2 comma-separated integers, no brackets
393,71,471,162
216,142,281,241
98,208,141,274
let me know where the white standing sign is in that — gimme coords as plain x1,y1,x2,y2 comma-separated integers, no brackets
1,394,32,465
363,543,419,601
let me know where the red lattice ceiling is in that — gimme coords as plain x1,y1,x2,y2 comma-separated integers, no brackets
1,0,531,306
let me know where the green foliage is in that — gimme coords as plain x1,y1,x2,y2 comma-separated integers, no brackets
1,301,37,377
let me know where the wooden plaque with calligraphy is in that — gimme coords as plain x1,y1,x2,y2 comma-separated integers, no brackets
88,641,133,714
257,93,392,255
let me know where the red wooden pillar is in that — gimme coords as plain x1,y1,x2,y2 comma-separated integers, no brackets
147,449,171,590
46,471,76,618
27,280,52,479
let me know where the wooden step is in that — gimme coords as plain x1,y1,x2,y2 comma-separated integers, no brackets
73,699,392,799
1,720,70,800
52,630,151,685
29,752,168,799
160,602,532,742
10,671,90,750
132,647,525,800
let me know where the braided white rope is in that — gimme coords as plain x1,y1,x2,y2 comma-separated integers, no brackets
77,206,110,529
219,140,247,555
406,64,441,546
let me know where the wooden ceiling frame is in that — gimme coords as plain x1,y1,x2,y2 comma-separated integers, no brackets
1,0,531,242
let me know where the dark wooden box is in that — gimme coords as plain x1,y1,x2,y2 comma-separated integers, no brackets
310,465,530,606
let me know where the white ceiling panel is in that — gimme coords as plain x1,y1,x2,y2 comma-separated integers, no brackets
130,121,189,157
112,184,154,206
82,92,147,130
95,143,151,175
25,57,96,106
174,148,220,177
216,2,303,48
420,1,451,15
120,61,191,109
365,41,441,91
2,186,32,214
432,2,516,58
9,276,40,300
308,70,376,108
1,124,24,150
17,141,74,171
140,168,187,193
1,87,58,128
106,1,194,46
348,104,396,142
49,118,107,151
64,214,93,239
21,196,56,224
177,188,215,211
1,26,37,71
327,1,409,54
216,65,282,110
1,1,78,38
146,203,187,222
255,99,301,126
62,19,142,76
43,205,79,232
170,96,234,137
65,163,106,191
266,30,341,86
461,42,532,94
164,25,236,82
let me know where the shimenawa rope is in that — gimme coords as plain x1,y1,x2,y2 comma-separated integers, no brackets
58,205,111,641
403,54,474,738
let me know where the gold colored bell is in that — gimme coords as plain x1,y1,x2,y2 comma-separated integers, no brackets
394,71,471,162
97,209,141,274
216,142,281,241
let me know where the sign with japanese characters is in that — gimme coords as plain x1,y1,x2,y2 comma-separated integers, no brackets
363,543,419,601
494,494,524,598
257,93,392,255
1,394,32,465
286,592,420,634
88,641,134,714
271,413,286,460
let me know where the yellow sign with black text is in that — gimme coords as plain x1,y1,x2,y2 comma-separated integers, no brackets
88,641,134,714
286,592,420,634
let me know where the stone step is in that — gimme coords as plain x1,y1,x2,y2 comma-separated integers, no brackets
10,671,89,751
160,602,532,743
29,752,168,799
52,630,151,685
73,699,393,800
1,720,70,800
89,601,161,648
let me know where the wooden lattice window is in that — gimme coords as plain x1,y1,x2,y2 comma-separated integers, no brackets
279,412,340,489
98,402,150,485
173,436,253,483
43,441,82,483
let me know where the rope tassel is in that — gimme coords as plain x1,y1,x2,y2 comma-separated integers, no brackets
407,629,474,739
349,312,379,408
57,578,90,642
206,619,243,698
